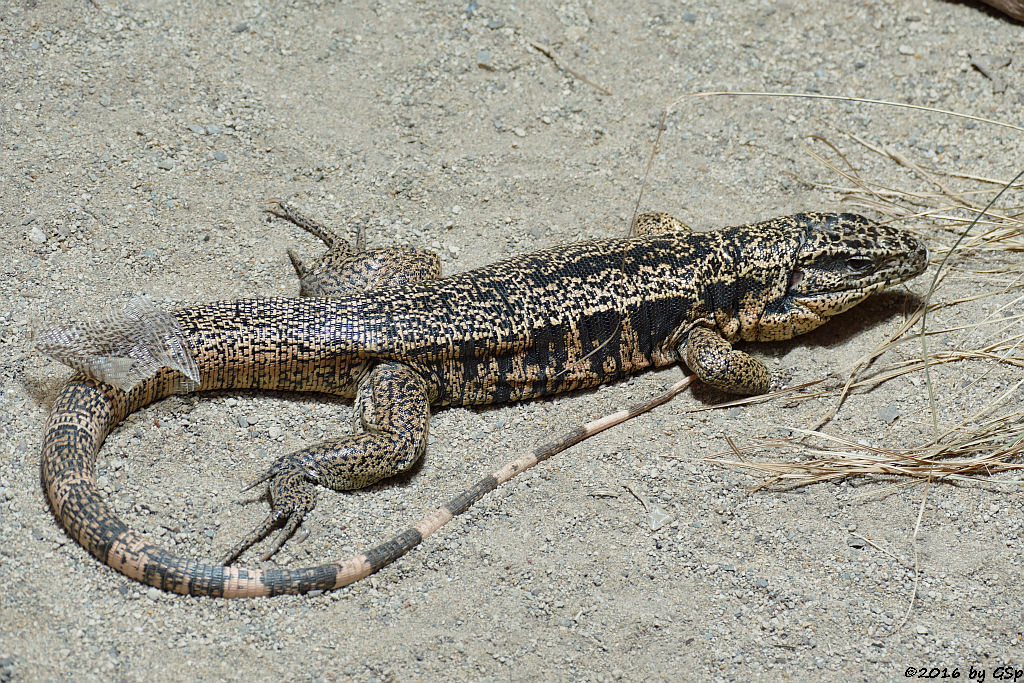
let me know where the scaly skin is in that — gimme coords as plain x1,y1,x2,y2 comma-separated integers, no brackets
39,210,927,597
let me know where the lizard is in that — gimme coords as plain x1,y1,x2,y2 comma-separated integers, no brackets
35,203,928,597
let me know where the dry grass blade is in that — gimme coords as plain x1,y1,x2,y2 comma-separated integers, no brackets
706,412,1024,490
808,127,1024,255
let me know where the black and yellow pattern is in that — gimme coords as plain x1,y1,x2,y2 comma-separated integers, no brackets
39,206,928,597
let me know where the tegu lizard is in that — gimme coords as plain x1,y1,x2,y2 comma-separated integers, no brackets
35,203,928,597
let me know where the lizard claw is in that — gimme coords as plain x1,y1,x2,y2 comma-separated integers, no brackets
238,469,274,493
221,461,318,565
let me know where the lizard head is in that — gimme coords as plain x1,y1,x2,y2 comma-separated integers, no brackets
748,213,928,341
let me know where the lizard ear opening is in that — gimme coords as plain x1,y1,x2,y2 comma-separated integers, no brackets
788,269,804,292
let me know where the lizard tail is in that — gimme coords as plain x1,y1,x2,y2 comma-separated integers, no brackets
37,297,378,596
38,296,694,596
41,372,695,597
41,363,694,596
40,370,382,597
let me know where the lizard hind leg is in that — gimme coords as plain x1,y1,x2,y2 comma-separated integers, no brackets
221,465,317,564
221,361,432,565
268,200,441,297
632,212,691,237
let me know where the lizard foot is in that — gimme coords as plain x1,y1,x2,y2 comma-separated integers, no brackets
220,458,318,565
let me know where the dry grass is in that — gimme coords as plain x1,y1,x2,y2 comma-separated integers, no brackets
706,404,1024,492
700,119,1024,490
803,130,1024,256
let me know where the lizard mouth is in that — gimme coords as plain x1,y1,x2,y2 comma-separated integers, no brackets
787,240,929,300
790,282,887,318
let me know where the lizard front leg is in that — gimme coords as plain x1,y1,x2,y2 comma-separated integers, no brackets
222,361,432,564
682,326,771,395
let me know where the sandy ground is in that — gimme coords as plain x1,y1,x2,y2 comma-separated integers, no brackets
2,1,1023,680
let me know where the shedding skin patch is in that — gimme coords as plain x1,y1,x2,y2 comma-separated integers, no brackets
33,296,199,392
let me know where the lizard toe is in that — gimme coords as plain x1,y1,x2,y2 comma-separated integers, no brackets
220,464,318,565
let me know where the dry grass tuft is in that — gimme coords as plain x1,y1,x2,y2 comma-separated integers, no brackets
705,123,1024,489
706,406,1024,491
803,129,1024,257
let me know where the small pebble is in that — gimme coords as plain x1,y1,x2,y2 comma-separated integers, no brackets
28,226,47,243
878,403,901,424
647,505,673,531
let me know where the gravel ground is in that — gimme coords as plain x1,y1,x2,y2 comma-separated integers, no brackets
2,1,1023,680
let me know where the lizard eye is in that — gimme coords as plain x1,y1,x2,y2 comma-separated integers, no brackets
847,257,874,273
